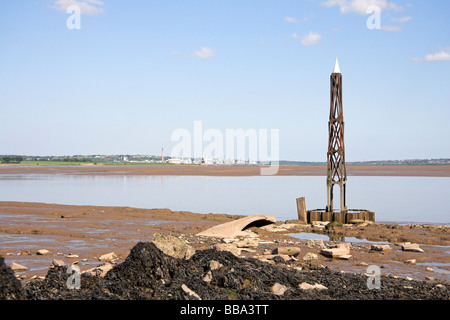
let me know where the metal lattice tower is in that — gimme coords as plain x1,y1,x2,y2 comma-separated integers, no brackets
326,58,347,213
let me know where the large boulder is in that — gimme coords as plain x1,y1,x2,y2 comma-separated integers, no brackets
151,233,195,260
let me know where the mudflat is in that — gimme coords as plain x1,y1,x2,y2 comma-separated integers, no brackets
1,201,448,287
1,164,450,177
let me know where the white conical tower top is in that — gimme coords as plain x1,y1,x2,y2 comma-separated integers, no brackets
333,58,341,74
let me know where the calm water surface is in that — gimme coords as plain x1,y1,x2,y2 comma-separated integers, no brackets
0,174,449,225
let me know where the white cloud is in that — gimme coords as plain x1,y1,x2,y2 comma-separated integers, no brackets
292,32,299,39
189,47,215,59
50,0,104,15
301,31,322,46
413,49,450,62
391,16,412,23
284,16,298,23
321,0,402,15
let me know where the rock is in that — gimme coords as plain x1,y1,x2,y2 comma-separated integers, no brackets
336,255,352,260
426,267,434,272
10,262,29,272
66,254,79,259
312,221,329,227
273,247,300,256
98,252,117,262
320,248,350,258
36,249,51,255
181,284,201,300
261,225,288,232
152,233,196,260
234,239,259,248
298,282,327,290
357,262,369,267
332,243,351,250
209,260,223,271
202,271,212,283
258,241,274,245
306,239,325,249
371,244,391,252
214,243,240,256
263,254,291,262
402,243,424,253
271,283,288,296
18,250,31,256
222,238,238,244
83,262,114,277
405,259,416,264
52,259,65,267
303,252,318,261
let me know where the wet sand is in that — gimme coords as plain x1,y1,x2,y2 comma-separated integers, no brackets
1,164,450,177
1,201,448,285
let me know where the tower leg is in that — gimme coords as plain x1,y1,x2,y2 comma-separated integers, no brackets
327,183,334,212
340,182,347,213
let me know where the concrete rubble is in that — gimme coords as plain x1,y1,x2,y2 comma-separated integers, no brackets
36,249,51,256
197,214,276,238
9,262,29,272
98,252,118,262
371,244,391,252
302,252,318,261
51,259,65,267
320,247,351,259
298,282,328,291
83,262,114,277
402,243,424,253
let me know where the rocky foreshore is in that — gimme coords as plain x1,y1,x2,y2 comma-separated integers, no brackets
1,201,449,301
2,238,449,300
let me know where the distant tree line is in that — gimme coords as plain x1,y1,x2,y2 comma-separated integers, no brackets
28,157,92,162
0,156,23,164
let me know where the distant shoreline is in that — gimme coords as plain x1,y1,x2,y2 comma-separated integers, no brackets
1,164,450,177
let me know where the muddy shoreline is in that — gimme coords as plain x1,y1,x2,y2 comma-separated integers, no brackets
1,164,450,177
1,201,449,290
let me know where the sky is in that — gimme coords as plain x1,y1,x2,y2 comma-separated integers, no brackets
0,0,449,161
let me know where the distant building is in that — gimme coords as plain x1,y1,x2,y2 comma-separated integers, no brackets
168,158,183,164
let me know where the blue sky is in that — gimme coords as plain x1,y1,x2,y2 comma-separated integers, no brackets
0,0,449,161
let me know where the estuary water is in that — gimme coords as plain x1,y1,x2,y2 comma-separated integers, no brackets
0,174,449,225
